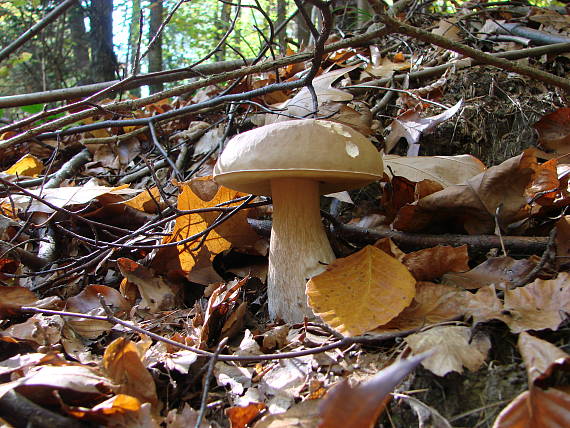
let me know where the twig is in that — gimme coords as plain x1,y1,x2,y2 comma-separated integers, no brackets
44,148,92,189
196,337,228,428
376,12,570,91
0,0,78,63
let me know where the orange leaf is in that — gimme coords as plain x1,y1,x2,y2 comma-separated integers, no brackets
225,402,266,428
103,337,159,409
153,177,259,274
307,245,416,336
4,154,44,177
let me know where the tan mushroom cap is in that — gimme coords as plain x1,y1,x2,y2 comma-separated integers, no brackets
213,119,384,195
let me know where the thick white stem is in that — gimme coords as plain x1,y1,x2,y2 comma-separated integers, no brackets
267,178,336,322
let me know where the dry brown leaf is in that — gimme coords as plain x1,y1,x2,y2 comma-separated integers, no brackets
226,402,267,428
432,17,462,42
555,216,570,268
405,325,491,376
442,256,539,290
152,177,259,275
267,65,359,124
403,245,469,281
103,337,159,410
464,285,505,325
493,387,570,428
0,364,113,405
385,100,463,155
502,275,570,333
372,282,468,333
394,150,538,234
65,285,131,339
117,258,181,313
307,245,416,337
518,332,570,386
384,154,486,187
1,313,63,346
253,398,322,428
0,286,38,318
317,353,427,428
534,107,570,154
64,394,142,422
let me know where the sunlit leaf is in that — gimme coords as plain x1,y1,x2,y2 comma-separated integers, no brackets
307,245,416,337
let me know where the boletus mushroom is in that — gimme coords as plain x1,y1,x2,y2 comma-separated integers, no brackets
213,119,383,323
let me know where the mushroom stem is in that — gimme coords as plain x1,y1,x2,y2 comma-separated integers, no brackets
268,178,336,322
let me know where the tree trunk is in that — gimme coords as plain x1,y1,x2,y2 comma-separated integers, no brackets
148,0,163,94
215,2,232,62
128,0,142,96
88,0,117,83
295,2,311,48
277,0,287,54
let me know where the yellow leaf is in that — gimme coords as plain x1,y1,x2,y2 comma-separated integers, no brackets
121,186,163,213
307,245,416,337
154,177,259,274
4,154,43,177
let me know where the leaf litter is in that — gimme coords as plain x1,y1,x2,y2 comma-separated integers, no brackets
1,3,570,428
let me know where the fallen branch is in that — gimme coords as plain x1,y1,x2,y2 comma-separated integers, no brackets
248,219,548,255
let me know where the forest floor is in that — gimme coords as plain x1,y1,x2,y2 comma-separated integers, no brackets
1,3,570,428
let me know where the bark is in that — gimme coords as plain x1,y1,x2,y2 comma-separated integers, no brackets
148,0,163,94
67,2,91,85
295,2,311,48
88,0,117,83
215,1,232,62
277,0,288,54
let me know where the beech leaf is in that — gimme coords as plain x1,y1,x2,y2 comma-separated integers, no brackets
307,245,416,337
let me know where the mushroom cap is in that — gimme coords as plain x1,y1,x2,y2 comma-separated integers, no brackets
213,119,384,195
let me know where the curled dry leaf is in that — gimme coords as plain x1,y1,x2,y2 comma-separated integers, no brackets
518,332,570,386
103,337,159,410
225,402,267,428
0,286,38,318
405,326,491,376
317,353,428,428
534,107,570,154
3,153,43,177
493,387,570,428
465,274,570,333
65,284,131,339
307,245,416,337
117,258,181,313
402,245,469,281
385,99,463,155
394,150,538,234
442,256,539,290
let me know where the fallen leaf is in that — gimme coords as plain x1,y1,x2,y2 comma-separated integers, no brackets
117,258,180,313
3,153,43,177
268,65,359,122
534,107,570,154
405,325,491,376
372,282,468,333
518,332,570,386
152,177,259,275
65,285,131,339
403,245,469,281
307,245,416,337
394,150,538,234
493,387,570,428
384,154,486,187
317,353,428,428
442,256,539,290
502,275,570,333
103,337,159,410
385,99,463,155
226,402,267,428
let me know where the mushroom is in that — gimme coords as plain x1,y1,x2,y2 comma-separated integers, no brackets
213,119,383,323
